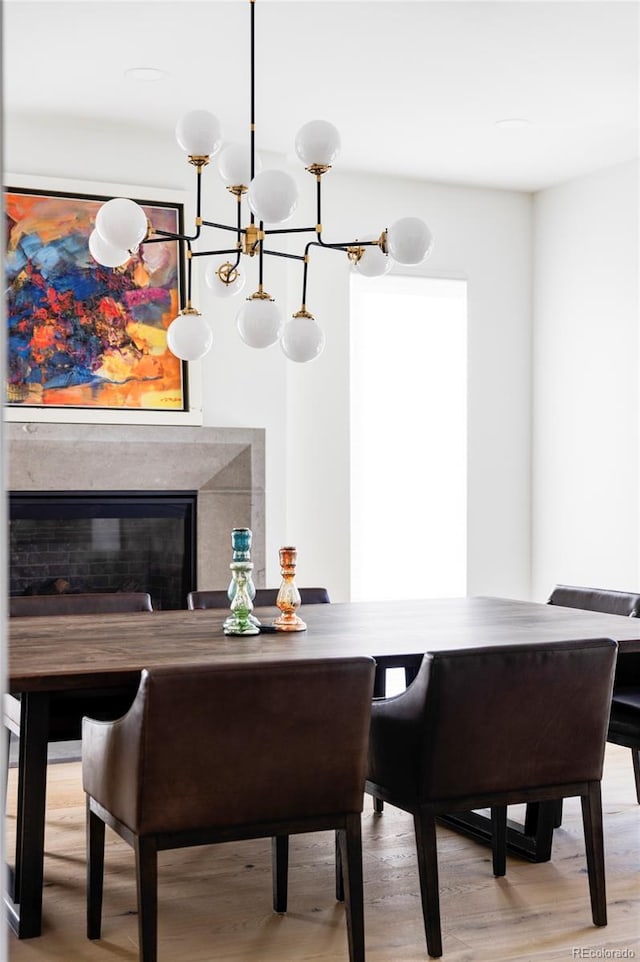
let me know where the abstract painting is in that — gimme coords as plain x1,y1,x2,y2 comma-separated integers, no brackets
5,184,186,412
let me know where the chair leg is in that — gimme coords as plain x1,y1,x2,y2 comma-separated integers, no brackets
371,665,386,815
13,728,26,900
134,836,159,962
4,726,14,891
373,665,386,698
490,806,507,877
272,835,289,912
553,798,564,827
404,664,419,688
414,809,442,958
86,801,106,940
631,748,640,804
335,829,344,902
337,814,365,962
3,728,11,809
580,783,607,927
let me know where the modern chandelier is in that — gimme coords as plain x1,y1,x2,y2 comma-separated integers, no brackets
88,0,433,364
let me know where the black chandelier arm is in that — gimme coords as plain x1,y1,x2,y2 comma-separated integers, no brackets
226,200,243,271
263,226,318,236
261,248,306,262
190,248,242,258
201,220,244,233
145,229,198,244
186,239,193,304
314,237,380,251
196,167,204,221
301,255,310,307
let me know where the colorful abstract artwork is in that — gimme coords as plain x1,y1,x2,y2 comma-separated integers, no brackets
5,185,186,411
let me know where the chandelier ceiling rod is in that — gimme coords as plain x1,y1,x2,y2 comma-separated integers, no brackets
250,0,256,186
89,0,434,363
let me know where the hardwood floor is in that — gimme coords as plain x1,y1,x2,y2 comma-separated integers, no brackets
6,744,640,961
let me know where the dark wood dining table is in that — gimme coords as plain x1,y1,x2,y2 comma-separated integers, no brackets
7,595,640,939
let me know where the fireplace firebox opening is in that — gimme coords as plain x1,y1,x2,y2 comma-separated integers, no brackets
9,491,197,611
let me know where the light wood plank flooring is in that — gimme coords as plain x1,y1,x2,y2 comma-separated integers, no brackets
6,744,639,961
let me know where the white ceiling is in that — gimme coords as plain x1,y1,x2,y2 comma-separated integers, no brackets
4,1,639,192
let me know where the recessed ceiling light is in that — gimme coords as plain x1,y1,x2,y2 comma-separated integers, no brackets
495,118,531,130
125,67,167,83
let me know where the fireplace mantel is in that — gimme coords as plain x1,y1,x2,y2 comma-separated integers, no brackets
6,422,265,589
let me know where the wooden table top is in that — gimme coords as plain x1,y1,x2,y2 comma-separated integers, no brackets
8,596,640,694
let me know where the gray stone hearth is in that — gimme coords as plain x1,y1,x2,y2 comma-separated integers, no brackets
6,422,265,589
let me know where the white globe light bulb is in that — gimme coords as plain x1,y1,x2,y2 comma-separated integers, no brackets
386,216,433,265
166,310,213,361
175,110,222,157
88,229,130,268
248,169,298,224
281,312,325,363
218,144,262,188
204,259,246,298
354,244,392,278
95,198,147,252
236,296,283,348
295,119,341,168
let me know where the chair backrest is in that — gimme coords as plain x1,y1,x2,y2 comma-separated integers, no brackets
370,638,617,805
83,656,374,835
9,591,153,617
547,585,640,618
187,587,331,609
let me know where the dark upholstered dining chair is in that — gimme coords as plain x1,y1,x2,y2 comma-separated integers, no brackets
6,592,153,741
548,584,640,803
187,586,331,608
83,657,375,962
9,591,153,619
608,686,640,802
547,584,640,618
365,638,617,958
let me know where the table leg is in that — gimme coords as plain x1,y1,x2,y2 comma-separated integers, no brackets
5,692,50,939
438,800,556,863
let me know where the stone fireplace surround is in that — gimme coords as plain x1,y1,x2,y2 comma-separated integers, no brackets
6,422,266,591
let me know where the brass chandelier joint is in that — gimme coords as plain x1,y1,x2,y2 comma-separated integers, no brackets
187,155,211,170
250,286,274,302
217,261,240,286
377,229,388,254
227,184,248,197
293,307,314,319
307,164,332,177
243,223,264,255
347,246,365,264
182,302,201,316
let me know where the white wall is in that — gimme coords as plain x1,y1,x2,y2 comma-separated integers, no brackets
532,160,640,600
6,112,533,599
284,164,533,601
